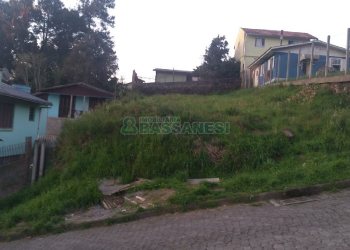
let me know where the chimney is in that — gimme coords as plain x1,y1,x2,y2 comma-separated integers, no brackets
280,30,284,45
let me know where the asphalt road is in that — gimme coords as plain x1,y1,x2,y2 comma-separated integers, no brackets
1,189,350,249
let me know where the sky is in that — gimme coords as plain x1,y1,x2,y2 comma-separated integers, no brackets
63,0,349,83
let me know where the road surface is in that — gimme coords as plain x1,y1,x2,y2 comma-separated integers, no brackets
1,189,350,249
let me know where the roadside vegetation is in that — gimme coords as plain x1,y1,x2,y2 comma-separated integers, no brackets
1,84,350,237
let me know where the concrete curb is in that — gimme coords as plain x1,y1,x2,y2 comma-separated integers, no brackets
2,179,350,242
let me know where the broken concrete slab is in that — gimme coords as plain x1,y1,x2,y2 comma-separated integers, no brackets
187,178,220,185
98,178,150,196
99,182,131,196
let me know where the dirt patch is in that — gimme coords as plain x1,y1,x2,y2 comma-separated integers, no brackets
329,83,350,94
287,85,319,103
125,189,176,209
193,138,226,164
64,205,135,225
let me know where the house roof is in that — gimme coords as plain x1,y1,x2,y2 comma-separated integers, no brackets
153,68,193,74
35,82,114,99
248,40,346,69
0,83,51,106
242,28,317,40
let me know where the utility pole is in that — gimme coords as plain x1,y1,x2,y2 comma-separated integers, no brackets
297,48,301,79
325,35,330,77
286,51,290,82
309,42,314,79
277,55,281,83
346,28,350,75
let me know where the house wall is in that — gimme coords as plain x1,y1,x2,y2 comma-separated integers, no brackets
47,94,60,117
243,36,304,69
155,72,188,83
0,103,48,149
234,29,245,67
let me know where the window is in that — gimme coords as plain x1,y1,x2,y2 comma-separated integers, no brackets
288,40,295,45
330,58,341,71
29,107,35,121
89,98,104,110
0,103,14,129
255,37,265,47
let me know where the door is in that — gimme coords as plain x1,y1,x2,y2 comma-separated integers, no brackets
59,95,76,118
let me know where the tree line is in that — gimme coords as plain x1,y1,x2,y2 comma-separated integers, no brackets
0,0,117,91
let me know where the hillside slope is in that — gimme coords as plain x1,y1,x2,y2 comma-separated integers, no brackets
1,84,350,234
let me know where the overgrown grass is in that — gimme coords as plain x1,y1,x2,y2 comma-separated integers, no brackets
1,84,350,236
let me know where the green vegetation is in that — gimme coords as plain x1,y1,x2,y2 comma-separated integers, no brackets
1,84,350,237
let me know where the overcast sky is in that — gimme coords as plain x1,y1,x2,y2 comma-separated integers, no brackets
63,0,349,82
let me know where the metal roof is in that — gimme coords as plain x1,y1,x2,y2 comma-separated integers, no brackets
153,68,193,74
242,28,317,40
248,40,346,69
0,83,51,106
35,82,114,99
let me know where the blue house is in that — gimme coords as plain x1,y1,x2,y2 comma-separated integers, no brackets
248,41,347,87
0,83,51,156
35,82,113,119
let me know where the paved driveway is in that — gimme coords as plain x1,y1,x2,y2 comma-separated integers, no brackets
2,190,350,249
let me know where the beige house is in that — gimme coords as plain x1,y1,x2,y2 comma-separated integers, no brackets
154,68,195,83
234,28,316,88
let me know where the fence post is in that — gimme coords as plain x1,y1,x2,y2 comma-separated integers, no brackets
39,141,46,177
31,140,39,184
25,137,32,183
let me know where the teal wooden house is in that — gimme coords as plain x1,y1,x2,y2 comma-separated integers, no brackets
0,83,51,156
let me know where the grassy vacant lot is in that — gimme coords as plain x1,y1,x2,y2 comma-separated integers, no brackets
1,84,350,236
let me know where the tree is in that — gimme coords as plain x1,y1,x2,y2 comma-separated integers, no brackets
194,35,240,83
0,0,37,69
62,31,117,88
78,0,115,31
15,53,46,90
1,0,118,90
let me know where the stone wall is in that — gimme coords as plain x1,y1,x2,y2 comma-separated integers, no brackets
46,117,67,137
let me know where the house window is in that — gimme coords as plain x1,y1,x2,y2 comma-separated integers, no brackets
255,37,265,47
89,98,104,110
0,102,14,129
288,40,295,45
330,58,341,71
29,107,35,121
